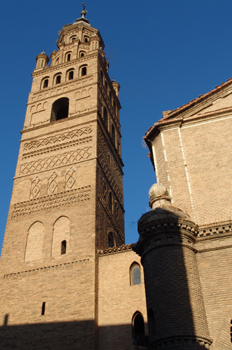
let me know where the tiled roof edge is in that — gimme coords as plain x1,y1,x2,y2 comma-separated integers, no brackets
98,244,133,256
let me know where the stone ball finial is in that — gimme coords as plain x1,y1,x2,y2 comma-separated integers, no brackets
149,183,171,210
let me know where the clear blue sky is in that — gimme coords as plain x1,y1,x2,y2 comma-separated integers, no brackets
1,0,232,249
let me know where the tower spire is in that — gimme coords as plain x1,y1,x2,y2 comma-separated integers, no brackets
81,3,88,18
76,3,89,23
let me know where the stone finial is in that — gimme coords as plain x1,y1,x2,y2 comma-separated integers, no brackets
149,183,171,210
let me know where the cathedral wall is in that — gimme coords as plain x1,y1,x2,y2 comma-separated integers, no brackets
153,115,232,226
98,250,147,350
196,240,232,350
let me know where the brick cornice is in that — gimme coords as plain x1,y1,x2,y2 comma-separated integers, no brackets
32,52,98,77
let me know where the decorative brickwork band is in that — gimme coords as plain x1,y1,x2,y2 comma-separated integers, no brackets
22,136,92,159
23,126,92,151
20,146,92,175
11,186,91,218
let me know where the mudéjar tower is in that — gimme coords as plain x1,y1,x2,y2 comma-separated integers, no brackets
0,7,124,349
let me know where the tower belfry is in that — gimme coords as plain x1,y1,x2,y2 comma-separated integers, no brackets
0,9,125,348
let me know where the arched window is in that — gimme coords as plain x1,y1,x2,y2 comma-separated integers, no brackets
132,312,146,346
66,52,71,61
148,308,156,339
61,240,67,255
55,75,61,84
108,232,114,248
51,98,69,121
84,37,89,43
43,79,48,88
56,58,59,65
52,217,70,257
130,263,141,285
68,70,74,80
70,36,76,43
104,107,108,129
112,124,116,146
81,66,87,76
80,51,85,57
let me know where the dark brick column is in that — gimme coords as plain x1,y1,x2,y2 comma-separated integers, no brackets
133,184,212,350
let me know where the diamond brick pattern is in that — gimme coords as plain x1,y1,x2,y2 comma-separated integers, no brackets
23,126,92,151
20,147,92,175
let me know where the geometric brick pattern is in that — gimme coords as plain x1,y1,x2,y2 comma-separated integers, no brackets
23,126,92,151
98,129,123,204
22,136,92,159
11,185,91,218
65,168,76,189
98,193,124,242
29,176,40,199
20,146,92,175
48,172,58,194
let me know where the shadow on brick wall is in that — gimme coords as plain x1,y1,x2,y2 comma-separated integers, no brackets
0,318,145,350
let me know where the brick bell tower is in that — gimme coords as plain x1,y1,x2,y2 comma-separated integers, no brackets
0,6,124,349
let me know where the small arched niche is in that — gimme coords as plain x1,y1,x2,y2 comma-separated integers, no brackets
25,221,44,262
51,98,69,121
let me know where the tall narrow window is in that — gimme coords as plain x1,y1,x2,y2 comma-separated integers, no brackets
105,81,108,94
132,312,146,346
67,53,71,61
41,302,46,316
112,124,115,146
61,240,67,255
43,79,48,88
130,263,141,285
55,75,61,84
81,66,87,76
109,192,113,212
108,232,114,248
104,107,108,129
68,71,74,80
